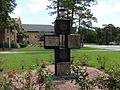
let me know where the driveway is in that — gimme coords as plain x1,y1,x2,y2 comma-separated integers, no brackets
84,45,120,50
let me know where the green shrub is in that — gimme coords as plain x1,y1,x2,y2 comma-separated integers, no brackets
97,56,107,70
74,54,90,66
71,65,94,90
0,57,5,72
4,42,9,48
0,65,56,90
94,64,120,90
0,42,20,48
11,41,20,48
19,41,28,48
0,43,3,48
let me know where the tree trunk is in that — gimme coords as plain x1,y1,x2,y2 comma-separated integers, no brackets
71,9,74,27
57,0,60,18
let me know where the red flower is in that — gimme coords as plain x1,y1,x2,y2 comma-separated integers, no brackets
27,78,32,82
6,72,10,74
12,72,15,74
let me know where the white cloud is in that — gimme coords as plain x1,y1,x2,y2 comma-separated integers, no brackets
91,0,120,17
27,0,51,12
91,1,114,17
10,7,22,18
91,0,120,27
114,2,120,12
112,18,120,27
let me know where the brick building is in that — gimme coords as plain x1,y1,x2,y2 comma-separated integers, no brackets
22,24,54,45
0,18,21,47
0,17,54,47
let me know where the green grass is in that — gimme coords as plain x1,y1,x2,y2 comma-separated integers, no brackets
72,51,120,69
0,52,54,71
0,46,116,72
78,47,107,50
1,46,107,52
10,46,50,51
0,46,53,52
1,50,120,72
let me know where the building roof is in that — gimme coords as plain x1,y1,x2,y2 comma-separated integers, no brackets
22,24,54,32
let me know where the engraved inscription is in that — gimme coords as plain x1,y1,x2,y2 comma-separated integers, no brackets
68,34,80,48
45,36,59,46
59,50,67,60
59,23,67,31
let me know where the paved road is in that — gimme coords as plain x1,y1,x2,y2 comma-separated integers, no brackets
84,45,120,50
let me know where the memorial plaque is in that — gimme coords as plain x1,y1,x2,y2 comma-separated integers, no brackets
44,34,59,49
68,34,80,49
55,19,70,35
55,49,70,62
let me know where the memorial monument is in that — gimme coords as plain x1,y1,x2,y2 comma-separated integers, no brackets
44,16,80,76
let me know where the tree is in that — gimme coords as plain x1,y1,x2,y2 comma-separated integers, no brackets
102,24,116,45
37,31,53,41
0,0,16,29
0,0,16,48
47,0,97,30
48,0,97,45
95,24,119,45
7,18,19,48
17,27,27,43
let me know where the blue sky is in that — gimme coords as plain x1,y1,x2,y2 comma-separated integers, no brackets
10,0,120,27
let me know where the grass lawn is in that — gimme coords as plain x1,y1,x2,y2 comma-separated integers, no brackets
0,46,118,72
72,51,120,68
0,52,54,71
10,46,51,51
1,46,106,52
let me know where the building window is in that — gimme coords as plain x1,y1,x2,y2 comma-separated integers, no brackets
7,30,9,33
7,38,9,43
27,41,29,44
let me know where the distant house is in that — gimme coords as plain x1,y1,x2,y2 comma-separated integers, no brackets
22,24,54,45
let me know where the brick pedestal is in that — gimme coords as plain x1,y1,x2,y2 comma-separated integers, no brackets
55,62,71,76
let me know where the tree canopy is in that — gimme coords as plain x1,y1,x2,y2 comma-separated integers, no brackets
48,0,97,29
0,0,16,29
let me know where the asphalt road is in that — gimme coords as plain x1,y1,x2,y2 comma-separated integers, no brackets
84,45,120,50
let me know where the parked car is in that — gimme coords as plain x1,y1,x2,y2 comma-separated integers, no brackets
109,41,120,45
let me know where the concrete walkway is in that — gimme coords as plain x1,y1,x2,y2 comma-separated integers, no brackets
0,49,117,54
0,51,53,54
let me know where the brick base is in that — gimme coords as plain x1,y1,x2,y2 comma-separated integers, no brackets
56,62,71,76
